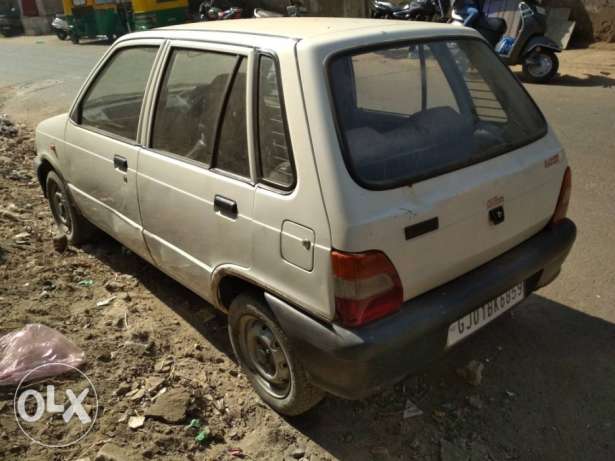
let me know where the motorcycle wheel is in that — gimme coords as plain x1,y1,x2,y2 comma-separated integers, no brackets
55,30,68,40
521,49,559,84
70,32,79,44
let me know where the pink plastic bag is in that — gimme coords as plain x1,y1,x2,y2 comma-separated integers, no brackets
0,324,85,385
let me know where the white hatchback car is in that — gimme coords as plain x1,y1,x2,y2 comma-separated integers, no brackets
35,18,576,415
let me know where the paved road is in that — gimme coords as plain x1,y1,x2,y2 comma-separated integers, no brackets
0,35,106,125
1,34,615,460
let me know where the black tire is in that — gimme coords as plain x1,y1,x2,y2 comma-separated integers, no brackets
55,30,68,40
521,49,559,84
228,292,324,416
70,32,79,44
45,171,99,245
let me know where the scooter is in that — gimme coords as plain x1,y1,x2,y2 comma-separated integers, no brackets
51,13,69,40
452,1,560,83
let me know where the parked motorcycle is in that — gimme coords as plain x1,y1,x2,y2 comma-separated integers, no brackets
370,0,447,22
452,1,560,83
51,13,69,40
405,0,447,21
370,0,408,18
199,0,242,20
254,0,305,18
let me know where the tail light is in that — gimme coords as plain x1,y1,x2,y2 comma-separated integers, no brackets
550,167,572,226
331,250,403,328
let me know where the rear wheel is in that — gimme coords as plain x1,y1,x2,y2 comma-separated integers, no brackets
70,32,79,44
521,49,559,84
46,171,99,245
228,292,324,416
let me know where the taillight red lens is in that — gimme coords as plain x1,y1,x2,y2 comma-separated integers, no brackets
550,167,572,226
331,250,403,327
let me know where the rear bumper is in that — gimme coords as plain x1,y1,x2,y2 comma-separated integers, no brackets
265,219,577,399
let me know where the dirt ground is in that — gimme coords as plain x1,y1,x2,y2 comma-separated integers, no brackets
0,49,614,460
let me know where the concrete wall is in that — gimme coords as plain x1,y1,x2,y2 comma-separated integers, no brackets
21,15,51,34
17,0,62,34
543,0,615,43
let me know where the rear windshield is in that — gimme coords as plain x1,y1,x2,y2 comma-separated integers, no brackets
329,38,547,189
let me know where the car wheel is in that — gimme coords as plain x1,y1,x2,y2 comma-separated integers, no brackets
228,292,325,416
521,49,559,84
45,171,98,245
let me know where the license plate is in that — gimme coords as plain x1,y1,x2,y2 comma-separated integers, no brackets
447,282,525,347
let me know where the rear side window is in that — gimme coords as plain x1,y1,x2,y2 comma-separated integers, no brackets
152,49,237,165
80,47,158,141
329,39,546,189
257,56,294,189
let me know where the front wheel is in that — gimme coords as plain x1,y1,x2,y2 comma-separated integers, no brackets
228,292,324,416
521,49,559,84
55,29,68,40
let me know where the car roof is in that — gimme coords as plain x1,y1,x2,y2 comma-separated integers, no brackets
121,18,480,57
160,17,469,42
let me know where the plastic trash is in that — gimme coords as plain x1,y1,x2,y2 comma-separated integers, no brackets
186,418,201,430
229,448,245,458
195,427,210,444
403,399,424,419
0,324,85,385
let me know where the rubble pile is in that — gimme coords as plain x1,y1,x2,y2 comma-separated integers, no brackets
0,115,18,139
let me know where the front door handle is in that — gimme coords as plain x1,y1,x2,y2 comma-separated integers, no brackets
113,155,128,173
214,195,238,218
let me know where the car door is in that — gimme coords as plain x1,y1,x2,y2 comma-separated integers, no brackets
64,40,162,260
137,41,255,302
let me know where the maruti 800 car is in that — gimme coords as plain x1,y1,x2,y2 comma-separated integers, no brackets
35,18,576,415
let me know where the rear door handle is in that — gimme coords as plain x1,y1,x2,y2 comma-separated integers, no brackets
113,155,128,173
214,195,238,217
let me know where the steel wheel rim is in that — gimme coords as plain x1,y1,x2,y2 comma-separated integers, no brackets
526,53,553,78
238,315,291,399
48,181,72,234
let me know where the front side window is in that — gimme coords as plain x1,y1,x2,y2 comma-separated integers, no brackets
257,56,294,189
152,49,237,165
80,46,158,141
329,39,546,189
